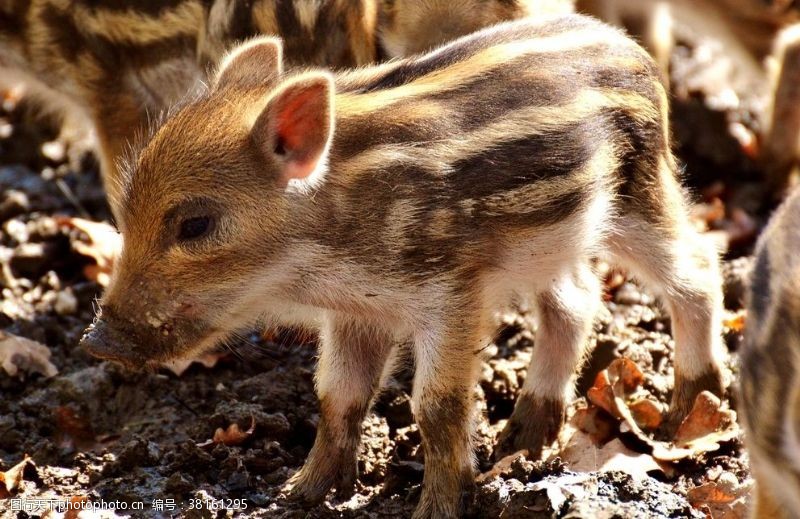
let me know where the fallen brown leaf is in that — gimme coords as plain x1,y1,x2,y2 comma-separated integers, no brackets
198,416,256,447
608,357,645,394
561,432,664,481
674,391,736,446
587,370,618,418
477,450,528,484
54,406,98,451
651,391,739,462
0,455,33,498
629,398,663,431
687,475,751,519
0,331,58,378
64,495,90,519
56,216,121,287
723,309,747,333
572,405,616,444
584,359,738,463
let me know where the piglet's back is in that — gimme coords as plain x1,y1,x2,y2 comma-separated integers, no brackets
312,15,669,264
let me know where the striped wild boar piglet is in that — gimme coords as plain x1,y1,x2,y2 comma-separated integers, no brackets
740,186,800,519
81,15,724,518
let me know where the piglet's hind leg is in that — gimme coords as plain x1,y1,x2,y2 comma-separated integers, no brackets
495,264,600,460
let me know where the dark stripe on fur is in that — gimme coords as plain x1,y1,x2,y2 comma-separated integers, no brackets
451,122,603,201
359,15,603,93
40,4,195,70
741,298,800,459
0,0,29,40
81,0,191,16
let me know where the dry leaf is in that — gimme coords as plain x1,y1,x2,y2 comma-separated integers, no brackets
477,450,528,484
649,391,739,462
0,331,58,378
586,358,648,421
198,416,255,447
629,398,663,431
0,455,33,497
54,406,97,451
56,216,121,287
584,359,738,462
674,391,736,446
163,352,223,376
608,357,645,393
723,309,746,333
587,370,618,418
64,495,90,519
572,405,616,444
687,476,752,519
561,431,664,481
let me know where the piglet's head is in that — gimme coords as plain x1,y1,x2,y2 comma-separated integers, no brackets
81,37,336,368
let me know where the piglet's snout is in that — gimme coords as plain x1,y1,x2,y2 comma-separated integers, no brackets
80,318,144,368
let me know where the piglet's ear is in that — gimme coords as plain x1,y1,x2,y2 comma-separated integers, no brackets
214,37,283,91
252,73,335,188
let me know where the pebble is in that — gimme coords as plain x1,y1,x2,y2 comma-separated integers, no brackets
4,218,29,243
0,119,12,139
615,283,642,305
717,471,739,490
41,140,66,163
54,289,78,315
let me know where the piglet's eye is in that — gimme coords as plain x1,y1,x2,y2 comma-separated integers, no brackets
178,216,213,242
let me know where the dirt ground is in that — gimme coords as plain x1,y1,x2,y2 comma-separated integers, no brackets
0,30,779,519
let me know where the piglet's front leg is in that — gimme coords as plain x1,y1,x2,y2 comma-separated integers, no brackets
412,308,485,519
287,314,394,503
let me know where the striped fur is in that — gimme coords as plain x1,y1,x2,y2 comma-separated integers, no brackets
740,186,800,519
377,0,573,57
0,0,378,216
0,0,553,219
81,15,724,518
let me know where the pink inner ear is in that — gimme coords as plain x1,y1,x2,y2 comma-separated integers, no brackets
275,86,326,163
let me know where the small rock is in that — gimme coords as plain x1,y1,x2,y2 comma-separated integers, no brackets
0,119,12,139
4,218,29,243
0,190,30,220
54,289,78,315
41,140,66,163
164,472,194,495
615,283,642,305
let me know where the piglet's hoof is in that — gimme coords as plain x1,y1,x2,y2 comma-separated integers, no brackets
493,395,564,461
285,458,357,505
